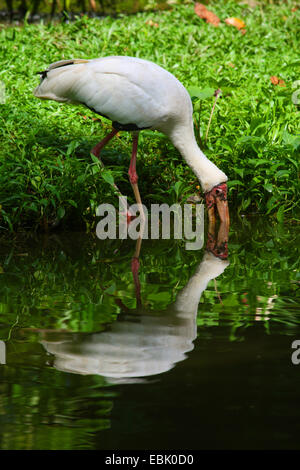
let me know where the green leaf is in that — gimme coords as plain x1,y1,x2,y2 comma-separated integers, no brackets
76,175,87,184
40,198,48,207
28,202,38,213
241,197,251,210
233,168,244,178
90,153,101,164
266,195,279,213
254,159,270,167
57,206,65,220
66,141,80,156
68,199,78,208
264,183,273,193
282,130,300,150
276,205,285,223
276,170,290,179
104,283,116,294
173,181,182,197
188,86,215,100
227,180,244,188
101,170,115,186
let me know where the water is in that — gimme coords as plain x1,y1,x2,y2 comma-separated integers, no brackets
0,218,299,450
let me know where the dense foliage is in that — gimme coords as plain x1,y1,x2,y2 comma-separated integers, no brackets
0,0,165,20
0,0,299,232
0,220,299,449
0,218,299,334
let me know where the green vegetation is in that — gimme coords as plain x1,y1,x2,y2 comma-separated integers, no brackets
0,205,299,449
0,0,299,232
0,0,168,20
0,219,299,335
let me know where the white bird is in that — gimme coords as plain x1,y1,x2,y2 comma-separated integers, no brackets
39,248,229,381
34,56,229,224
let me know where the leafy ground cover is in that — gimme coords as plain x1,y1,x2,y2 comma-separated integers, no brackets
0,0,167,21
0,218,299,334
0,0,299,232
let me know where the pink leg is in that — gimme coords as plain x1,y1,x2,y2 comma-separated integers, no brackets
128,133,143,211
128,133,139,184
91,128,118,157
91,128,132,220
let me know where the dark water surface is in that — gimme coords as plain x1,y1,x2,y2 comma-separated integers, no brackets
0,218,299,450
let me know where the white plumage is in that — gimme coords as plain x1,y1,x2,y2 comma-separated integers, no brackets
40,250,229,380
34,56,229,222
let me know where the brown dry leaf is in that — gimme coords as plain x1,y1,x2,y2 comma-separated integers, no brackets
270,76,279,85
78,113,101,122
194,3,220,27
270,76,286,87
145,19,159,27
225,17,246,30
89,0,96,11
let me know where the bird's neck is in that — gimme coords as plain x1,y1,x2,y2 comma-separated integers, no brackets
174,251,229,317
170,126,227,193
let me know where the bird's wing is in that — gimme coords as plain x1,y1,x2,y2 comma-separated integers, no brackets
78,71,164,128
34,56,189,129
73,57,172,128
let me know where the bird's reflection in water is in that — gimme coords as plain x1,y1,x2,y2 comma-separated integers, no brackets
40,222,229,383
